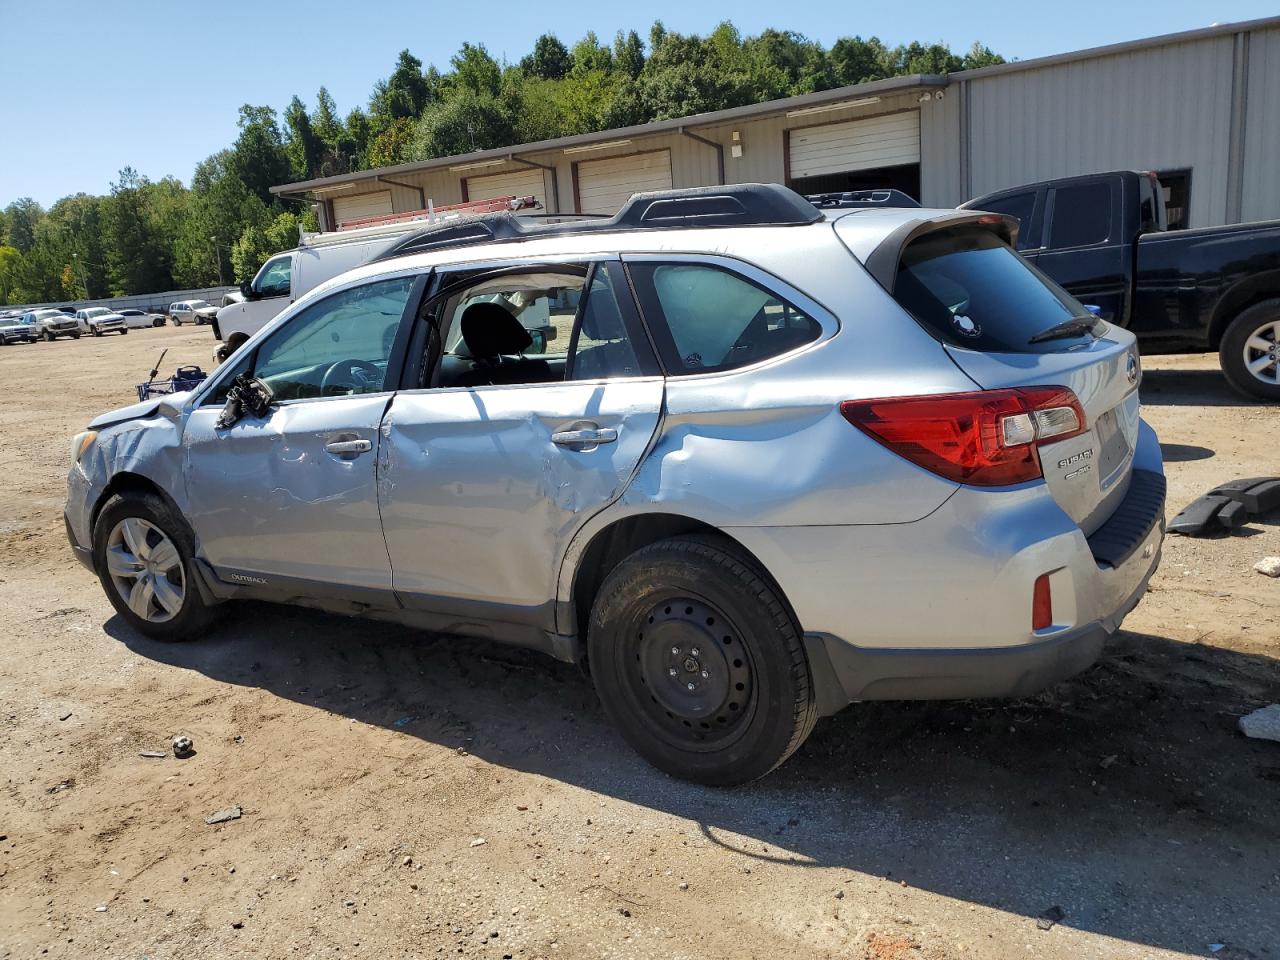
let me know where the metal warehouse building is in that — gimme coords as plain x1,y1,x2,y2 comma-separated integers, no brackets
273,16,1280,231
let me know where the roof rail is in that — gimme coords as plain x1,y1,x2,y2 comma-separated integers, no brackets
376,183,822,261
807,189,921,210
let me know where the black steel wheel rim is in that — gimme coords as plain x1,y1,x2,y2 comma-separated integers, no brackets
624,595,756,750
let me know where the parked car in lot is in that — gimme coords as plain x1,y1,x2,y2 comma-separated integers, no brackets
118,308,165,329
65,184,1164,785
963,170,1280,400
23,307,80,340
76,307,128,336
0,314,39,344
168,300,217,326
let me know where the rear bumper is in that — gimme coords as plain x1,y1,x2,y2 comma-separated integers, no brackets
728,419,1165,714
802,553,1153,710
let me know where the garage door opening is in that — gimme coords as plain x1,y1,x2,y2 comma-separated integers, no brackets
789,163,921,200
787,111,921,201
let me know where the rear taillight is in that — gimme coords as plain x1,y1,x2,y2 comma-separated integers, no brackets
839,387,1086,487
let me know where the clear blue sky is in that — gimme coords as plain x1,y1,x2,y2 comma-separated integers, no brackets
2,0,1275,207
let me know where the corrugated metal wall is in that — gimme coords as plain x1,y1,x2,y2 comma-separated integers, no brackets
964,36,1236,225
1242,26,1280,221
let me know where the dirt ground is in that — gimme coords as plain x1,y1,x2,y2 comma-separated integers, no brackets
0,325,1277,960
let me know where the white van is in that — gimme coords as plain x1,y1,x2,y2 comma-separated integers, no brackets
212,224,417,361
213,196,542,362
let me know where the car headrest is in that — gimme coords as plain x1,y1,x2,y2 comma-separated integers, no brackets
460,301,532,358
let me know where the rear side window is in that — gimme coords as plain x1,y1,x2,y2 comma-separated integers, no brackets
1047,182,1112,248
977,192,1037,249
893,227,1095,354
628,263,820,374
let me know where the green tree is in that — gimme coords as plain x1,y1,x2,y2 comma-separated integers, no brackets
103,167,170,295
613,30,645,80
521,34,572,80
3,198,44,253
963,42,1005,69
230,105,291,205
371,49,434,124
0,246,21,304
450,42,502,96
829,36,892,85
409,89,515,159
284,95,323,182
570,32,613,76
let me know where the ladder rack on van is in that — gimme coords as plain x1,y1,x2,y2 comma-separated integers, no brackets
298,196,542,248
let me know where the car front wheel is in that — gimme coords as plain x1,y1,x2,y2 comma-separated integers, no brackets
93,491,220,641
587,534,817,786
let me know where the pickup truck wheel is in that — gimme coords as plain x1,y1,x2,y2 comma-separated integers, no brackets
43,330,54,342
587,535,817,786
71,332,80,339
93,491,220,642
1220,299,1280,401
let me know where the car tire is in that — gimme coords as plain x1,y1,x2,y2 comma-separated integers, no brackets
587,534,817,786
43,330,54,341
71,332,80,339
92,327,101,336
121,329,128,335
92,490,220,642
1220,299,1280,401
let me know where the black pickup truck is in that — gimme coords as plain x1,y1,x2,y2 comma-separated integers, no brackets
962,170,1280,400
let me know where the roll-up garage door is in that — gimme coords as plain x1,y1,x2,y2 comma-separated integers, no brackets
332,190,394,226
465,167,547,208
576,150,672,214
788,112,920,179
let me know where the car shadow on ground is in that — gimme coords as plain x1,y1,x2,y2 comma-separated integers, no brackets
1140,368,1265,407
110,603,1280,956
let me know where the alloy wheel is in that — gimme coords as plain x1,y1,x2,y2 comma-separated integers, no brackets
104,517,186,623
1243,319,1280,386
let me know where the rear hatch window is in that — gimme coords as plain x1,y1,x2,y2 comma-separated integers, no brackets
893,226,1102,353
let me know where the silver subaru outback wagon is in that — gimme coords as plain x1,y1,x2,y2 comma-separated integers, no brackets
64,184,1165,785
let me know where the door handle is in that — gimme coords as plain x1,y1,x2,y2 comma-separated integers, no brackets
324,438,372,455
551,427,618,447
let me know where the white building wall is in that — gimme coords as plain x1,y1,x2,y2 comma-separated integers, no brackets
1242,26,1280,222
965,35,1236,226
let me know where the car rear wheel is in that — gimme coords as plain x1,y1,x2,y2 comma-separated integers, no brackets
587,534,817,786
93,491,220,642
1220,299,1280,401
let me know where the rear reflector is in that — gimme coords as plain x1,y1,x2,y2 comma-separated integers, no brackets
840,387,1086,487
1032,574,1053,630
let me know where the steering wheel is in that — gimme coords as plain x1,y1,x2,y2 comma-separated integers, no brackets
320,358,382,395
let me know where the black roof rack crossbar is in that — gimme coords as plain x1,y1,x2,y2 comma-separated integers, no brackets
376,183,822,261
806,189,921,210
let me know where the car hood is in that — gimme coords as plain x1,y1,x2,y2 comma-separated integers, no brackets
88,392,194,430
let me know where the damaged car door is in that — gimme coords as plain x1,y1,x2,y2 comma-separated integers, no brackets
183,274,419,598
378,260,663,638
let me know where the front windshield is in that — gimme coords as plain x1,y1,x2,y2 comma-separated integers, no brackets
83,308,110,318
35,309,63,320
